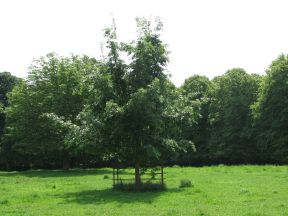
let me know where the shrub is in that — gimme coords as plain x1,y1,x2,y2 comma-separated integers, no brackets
239,188,249,194
0,200,9,205
179,179,193,188
103,174,109,179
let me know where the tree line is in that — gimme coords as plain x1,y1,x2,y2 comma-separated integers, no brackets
0,18,287,171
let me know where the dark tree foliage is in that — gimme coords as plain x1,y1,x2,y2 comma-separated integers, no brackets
207,69,261,164
1,21,288,171
70,18,196,188
0,72,20,169
4,54,100,169
179,75,211,165
0,72,19,137
0,72,19,106
252,54,288,164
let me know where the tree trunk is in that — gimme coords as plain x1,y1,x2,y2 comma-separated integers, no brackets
135,162,141,190
62,156,70,170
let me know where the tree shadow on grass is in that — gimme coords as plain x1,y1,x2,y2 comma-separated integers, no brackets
58,188,183,205
0,168,112,178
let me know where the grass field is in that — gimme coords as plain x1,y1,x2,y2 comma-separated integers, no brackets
0,165,287,216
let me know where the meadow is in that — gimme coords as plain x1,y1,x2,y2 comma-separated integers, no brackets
0,165,287,216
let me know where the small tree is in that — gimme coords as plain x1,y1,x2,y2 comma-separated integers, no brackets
74,18,196,189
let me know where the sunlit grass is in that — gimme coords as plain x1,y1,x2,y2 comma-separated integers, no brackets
0,165,287,215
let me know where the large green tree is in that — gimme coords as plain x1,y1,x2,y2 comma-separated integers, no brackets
0,72,19,138
252,54,288,163
0,72,19,169
5,54,100,169
72,18,195,188
179,75,211,165
208,69,261,164
0,72,19,106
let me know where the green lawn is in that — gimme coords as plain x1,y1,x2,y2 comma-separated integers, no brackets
0,165,287,216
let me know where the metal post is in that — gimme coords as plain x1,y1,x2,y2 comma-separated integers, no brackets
113,168,115,186
116,168,119,184
161,166,164,186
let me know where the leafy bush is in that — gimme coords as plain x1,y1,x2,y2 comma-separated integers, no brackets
113,182,166,192
179,179,193,188
239,188,249,194
0,200,9,205
103,174,109,179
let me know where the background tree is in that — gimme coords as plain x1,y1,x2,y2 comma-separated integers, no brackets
4,54,100,169
179,75,211,165
2,20,288,171
0,72,19,139
0,72,20,169
207,69,260,164
252,54,288,163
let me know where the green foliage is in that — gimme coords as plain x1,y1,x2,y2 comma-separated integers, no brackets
0,72,20,169
149,167,159,180
252,54,288,163
207,68,261,163
179,75,211,164
0,200,9,205
103,174,109,179
0,72,20,107
128,17,169,93
0,71,20,140
4,54,100,169
179,179,193,188
181,75,211,101
73,17,196,183
1,18,288,170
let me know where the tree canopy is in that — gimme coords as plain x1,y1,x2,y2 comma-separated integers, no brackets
3,54,100,169
252,54,288,163
1,19,288,172
0,72,20,169
207,68,261,163
68,18,196,187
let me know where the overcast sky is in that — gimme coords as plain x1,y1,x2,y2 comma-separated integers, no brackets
1,0,288,86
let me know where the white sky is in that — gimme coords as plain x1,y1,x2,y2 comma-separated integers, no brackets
1,0,288,86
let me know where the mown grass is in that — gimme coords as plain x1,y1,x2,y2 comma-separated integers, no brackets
0,165,287,216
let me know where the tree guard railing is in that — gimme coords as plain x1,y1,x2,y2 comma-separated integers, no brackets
112,166,165,187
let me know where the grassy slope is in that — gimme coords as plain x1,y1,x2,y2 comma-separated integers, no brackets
0,166,287,216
